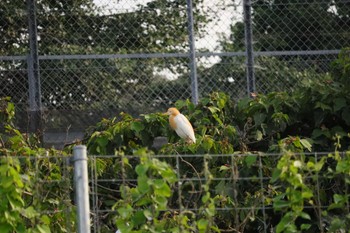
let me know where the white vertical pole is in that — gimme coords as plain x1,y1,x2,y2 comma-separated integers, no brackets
73,145,91,233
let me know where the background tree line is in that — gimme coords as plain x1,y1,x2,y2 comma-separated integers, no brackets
0,0,349,131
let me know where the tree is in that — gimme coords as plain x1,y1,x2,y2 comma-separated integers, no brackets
0,0,207,130
196,0,350,97
251,0,350,51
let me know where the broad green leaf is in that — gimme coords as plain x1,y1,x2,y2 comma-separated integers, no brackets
153,195,168,210
208,106,220,114
130,121,145,133
299,211,311,220
202,193,210,203
245,155,257,167
154,182,171,197
143,209,153,220
273,199,290,210
219,165,230,171
333,194,346,204
333,97,346,112
135,164,148,176
202,137,214,151
276,213,296,233
301,223,311,230
22,206,38,218
132,211,146,226
217,96,227,109
137,176,150,193
300,139,312,152
37,225,51,233
40,215,51,225
329,218,345,232
271,169,282,182
342,107,350,125
197,218,209,231
117,205,133,219
0,223,11,233
315,101,332,111
253,113,266,126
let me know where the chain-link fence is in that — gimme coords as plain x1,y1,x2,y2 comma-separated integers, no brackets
2,148,350,232
1,0,349,146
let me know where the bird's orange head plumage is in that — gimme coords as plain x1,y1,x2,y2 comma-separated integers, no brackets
166,107,180,130
166,107,180,117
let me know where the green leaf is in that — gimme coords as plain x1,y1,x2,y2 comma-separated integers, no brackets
154,195,168,210
40,215,51,225
253,113,266,126
219,165,230,171
154,181,171,197
271,169,282,182
299,211,311,220
333,97,346,112
201,193,210,203
22,206,38,218
217,96,227,109
37,225,51,233
0,223,11,233
143,209,153,220
130,121,145,133
117,205,133,219
137,176,150,193
135,164,148,176
342,107,350,125
132,211,146,226
273,199,290,210
197,218,209,231
329,218,345,232
202,137,214,151
276,213,295,233
245,155,257,167
315,101,332,111
300,139,312,152
1,176,14,189
301,223,311,230
333,194,346,204
208,106,220,114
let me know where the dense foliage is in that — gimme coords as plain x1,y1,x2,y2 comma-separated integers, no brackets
1,48,350,232
0,97,75,233
80,49,350,232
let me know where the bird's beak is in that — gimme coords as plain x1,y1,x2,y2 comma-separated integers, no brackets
163,111,169,115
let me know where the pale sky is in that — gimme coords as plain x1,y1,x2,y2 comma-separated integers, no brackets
93,0,242,51
92,0,242,79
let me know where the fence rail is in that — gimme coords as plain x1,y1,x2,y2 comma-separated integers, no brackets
1,0,349,145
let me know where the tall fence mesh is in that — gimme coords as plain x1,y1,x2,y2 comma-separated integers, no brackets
0,0,349,145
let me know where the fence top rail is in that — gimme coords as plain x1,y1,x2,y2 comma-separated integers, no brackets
0,50,341,61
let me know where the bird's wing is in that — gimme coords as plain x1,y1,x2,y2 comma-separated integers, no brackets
174,114,196,143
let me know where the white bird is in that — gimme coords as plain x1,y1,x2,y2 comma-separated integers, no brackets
166,107,196,143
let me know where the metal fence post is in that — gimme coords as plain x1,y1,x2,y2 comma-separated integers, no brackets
73,145,91,233
243,0,256,96
27,0,42,134
186,0,199,105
